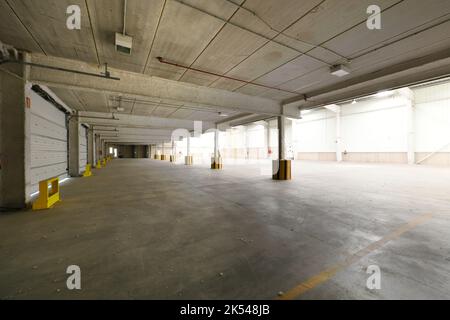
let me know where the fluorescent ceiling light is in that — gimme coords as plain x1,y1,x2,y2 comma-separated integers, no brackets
375,90,394,98
301,109,312,115
330,65,350,77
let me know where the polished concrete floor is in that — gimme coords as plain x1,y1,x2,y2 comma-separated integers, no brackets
1,159,450,300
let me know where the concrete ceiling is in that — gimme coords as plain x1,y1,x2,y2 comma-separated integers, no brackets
2,0,450,99
2,0,450,144
50,86,240,122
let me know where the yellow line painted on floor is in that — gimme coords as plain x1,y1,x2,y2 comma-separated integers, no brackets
277,212,433,300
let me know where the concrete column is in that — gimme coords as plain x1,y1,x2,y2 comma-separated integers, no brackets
102,140,106,158
87,128,94,165
336,107,343,162
264,122,270,159
214,128,219,158
95,134,101,163
278,116,286,160
0,57,30,208
402,88,416,165
68,115,80,177
187,134,191,156
211,127,223,169
273,115,291,180
245,126,250,160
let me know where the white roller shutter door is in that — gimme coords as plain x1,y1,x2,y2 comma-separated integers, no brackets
29,88,68,194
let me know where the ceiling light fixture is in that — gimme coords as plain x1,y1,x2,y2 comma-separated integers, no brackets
330,64,350,77
115,33,133,55
375,90,394,98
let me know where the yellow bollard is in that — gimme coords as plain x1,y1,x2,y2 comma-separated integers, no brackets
272,160,292,180
211,157,223,170
83,164,92,177
32,177,61,210
185,156,193,165
102,158,107,166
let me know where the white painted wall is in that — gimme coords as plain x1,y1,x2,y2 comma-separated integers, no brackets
292,79,450,165
414,81,450,153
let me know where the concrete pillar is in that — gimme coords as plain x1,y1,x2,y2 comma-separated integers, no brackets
95,134,101,163
336,107,343,162
214,128,219,158
87,128,94,165
211,127,222,169
0,56,30,209
273,115,291,180
402,88,416,165
102,140,106,159
68,115,80,177
245,126,250,160
185,134,193,165
278,116,286,160
187,134,191,156
264,122,270,159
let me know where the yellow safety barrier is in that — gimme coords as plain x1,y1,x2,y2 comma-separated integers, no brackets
272,160,292,180
161,155,168,161
185,156,193,165
32,177,61,210
96,160,102,169
102,158,107,166
83,164,92,177
211,157,223,170
154,154,161,160
170,155,177,163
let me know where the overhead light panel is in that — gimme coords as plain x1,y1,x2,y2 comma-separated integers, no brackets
115,32,133,55
375,90,394,98
330,64,350,77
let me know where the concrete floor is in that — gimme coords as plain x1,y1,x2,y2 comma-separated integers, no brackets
1,159,450,300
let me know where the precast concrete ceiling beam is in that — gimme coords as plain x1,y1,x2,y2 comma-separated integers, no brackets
79,111,215,131
284,49,450,110
28,54,287,117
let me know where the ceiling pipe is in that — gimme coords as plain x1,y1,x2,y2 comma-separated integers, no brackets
0,59,120,80
123,0,127,35
156,56,300,95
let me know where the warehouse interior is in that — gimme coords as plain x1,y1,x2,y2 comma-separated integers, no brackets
0,0,450,300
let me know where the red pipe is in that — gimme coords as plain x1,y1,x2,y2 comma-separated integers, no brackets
156,57,299,95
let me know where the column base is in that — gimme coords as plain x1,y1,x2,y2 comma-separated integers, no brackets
211,157,223,170
154,154,161,160
170,155,177,163
161,155,169,161
185,156,193,165
272,160,292,180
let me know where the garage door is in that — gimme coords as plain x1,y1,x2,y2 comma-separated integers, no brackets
79,125,88,174
29,87,68,194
